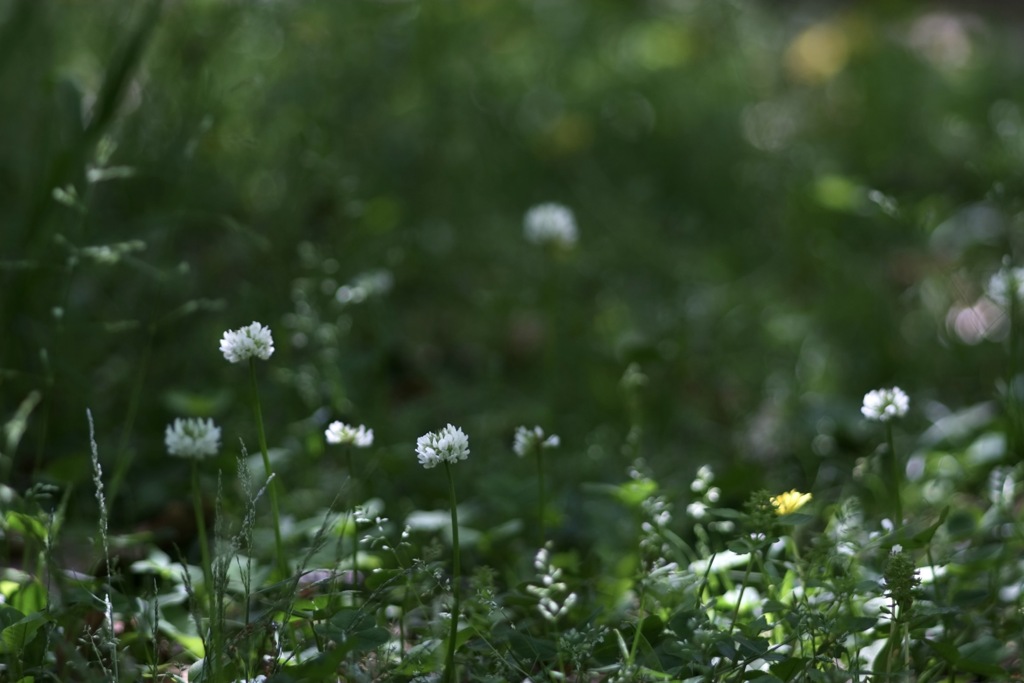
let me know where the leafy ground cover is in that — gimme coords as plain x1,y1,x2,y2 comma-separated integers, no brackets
3,1,1024,680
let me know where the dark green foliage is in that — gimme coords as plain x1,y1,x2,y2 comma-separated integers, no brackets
4,1,1024,680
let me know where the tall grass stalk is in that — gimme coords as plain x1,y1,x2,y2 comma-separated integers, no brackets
87,409,119,682
87,409,111,579
249,357,287,577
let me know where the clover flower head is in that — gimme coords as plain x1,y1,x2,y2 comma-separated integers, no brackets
165,417,221,459
986,265,1024,307
524,202,578,248
415,423,470,469
512,425,561,457
325,421,374,448
861,387,909,422
219,321,275,363
771,489,812,515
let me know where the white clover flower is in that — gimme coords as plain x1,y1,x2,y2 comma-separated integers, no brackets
986,266,1024,307
415,424,470,469
165,418,221,459
524,203,578,248
861,387,910,422
219,321,275,363
512,425,561,457
336,269,394,306
325,421,374,448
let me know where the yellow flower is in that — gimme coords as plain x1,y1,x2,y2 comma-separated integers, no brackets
771,490,812,515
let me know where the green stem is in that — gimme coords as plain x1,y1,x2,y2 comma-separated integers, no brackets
886,596,897,681
109,328,154,506
442,462,461,683
1007,264,1020,462
627,584,646,669
728,551,755,636
249,358,287,577
347,447,359,602
886,422,903,526
535,450,546,547
190,461,214,630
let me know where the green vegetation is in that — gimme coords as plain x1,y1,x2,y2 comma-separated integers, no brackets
3,1,1024,680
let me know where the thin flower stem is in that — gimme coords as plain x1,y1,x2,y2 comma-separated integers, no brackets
190,461,214,623
249,358,287,577
347,447,359,602
109,328,154,505
443,461,461,683
1008,267,1021,461
535,450,546,547
886,596,898,680
628,584,646,668
729,551,755,636
886,422,903,526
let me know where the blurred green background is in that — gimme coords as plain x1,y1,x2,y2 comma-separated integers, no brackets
2,0,1023,559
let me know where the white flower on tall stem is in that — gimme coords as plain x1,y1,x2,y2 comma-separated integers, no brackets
512,425,560,457
861,387,909,422
325,421,374,448
164,418,221,459
524,203,578,248
862,387,910,525
513,425,560,546
415,424,470,683
219,321,275,363
416,424,470,469
165,417,220,618
326,420,374,588
220,320,285,576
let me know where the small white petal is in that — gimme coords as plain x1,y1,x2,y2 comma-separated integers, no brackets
165,417,221,459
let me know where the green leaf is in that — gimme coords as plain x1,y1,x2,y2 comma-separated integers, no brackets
0,608,49,655
879,507,949,550
9,579,45,615
316,609,391,657
944,509,976,540
925,637,1006,678
770,657,811,681
3,511,48,543
744,674,784,683
774,512,814,526
745,671,782,683
614,478,659,507
841,616,879,633
733,633,769,658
